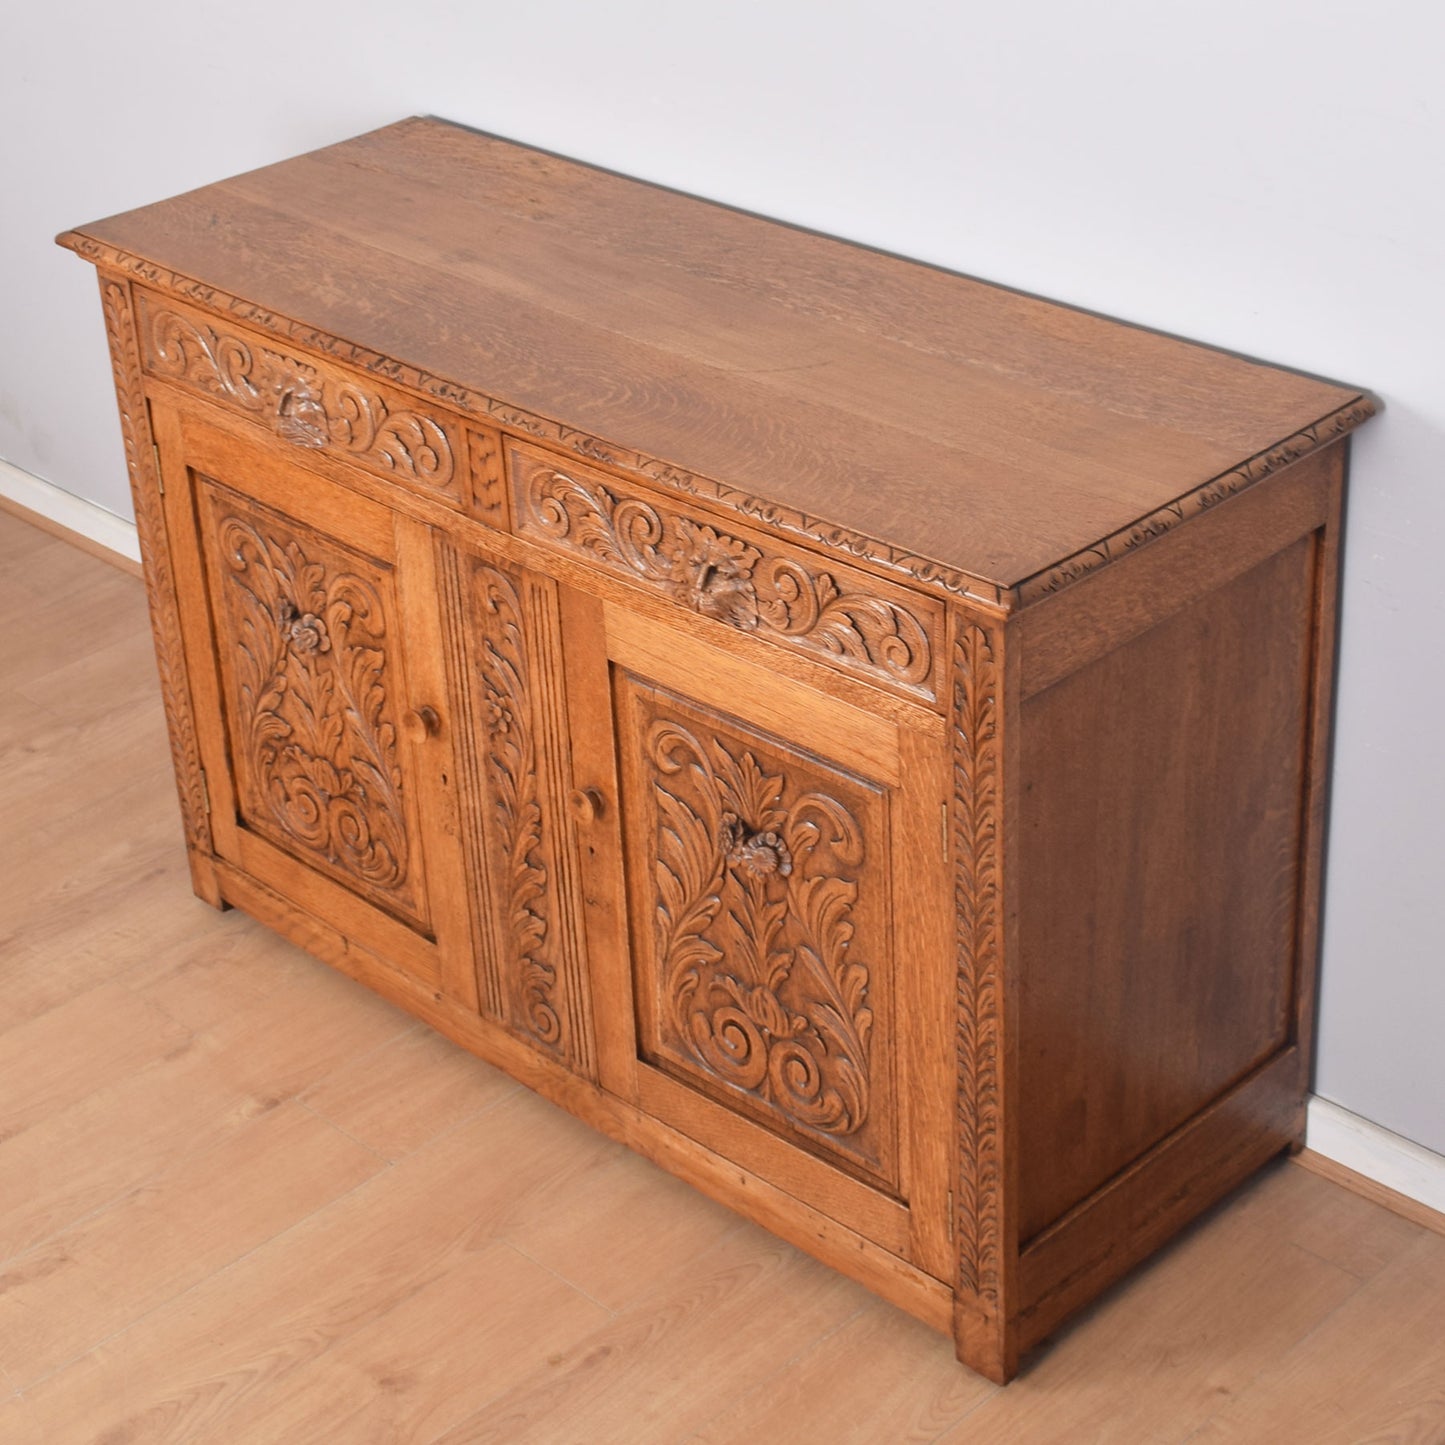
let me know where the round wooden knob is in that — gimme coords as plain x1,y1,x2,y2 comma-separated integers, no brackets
402,705,441,744
568,787,605,824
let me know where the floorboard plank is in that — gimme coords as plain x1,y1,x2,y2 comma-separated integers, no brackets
0,1101,383,1390
1183,1227,1445,1445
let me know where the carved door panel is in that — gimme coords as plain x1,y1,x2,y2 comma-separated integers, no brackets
565,597,954,1278
448,546,596,1077
152,400,477,1005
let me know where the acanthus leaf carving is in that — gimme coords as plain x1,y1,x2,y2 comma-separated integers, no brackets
142,301,457,492
472,563,563,1053
520,457,935,694
99,277,214,855
646,714,876,1151
210,500,419,918
953,622,1004,1305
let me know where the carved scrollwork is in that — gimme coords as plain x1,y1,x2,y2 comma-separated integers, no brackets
517,454,936,694
472,563,562,1051
647,716,875,1144
209,502,418,916
141,301,457,491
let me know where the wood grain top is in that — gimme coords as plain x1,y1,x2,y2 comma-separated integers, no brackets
59,116,1375,606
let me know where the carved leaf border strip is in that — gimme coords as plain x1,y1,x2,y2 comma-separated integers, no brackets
648,716,876,1151
472,562,564,1053
139,300,457,492
953,622,1004,1305
100,277,214,855
521,459,935,694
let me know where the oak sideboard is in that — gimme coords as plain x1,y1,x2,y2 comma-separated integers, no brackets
59,116,1377,1382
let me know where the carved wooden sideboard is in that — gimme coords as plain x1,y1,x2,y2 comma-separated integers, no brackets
59,117,1377,1382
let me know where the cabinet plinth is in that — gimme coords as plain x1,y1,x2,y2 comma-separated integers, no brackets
61,116,1376,1382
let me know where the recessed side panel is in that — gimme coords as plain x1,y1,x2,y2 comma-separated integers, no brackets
1016,533,1318,1244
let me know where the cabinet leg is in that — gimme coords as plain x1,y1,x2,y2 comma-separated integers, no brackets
186,847,230,911
954,1296,1018,1385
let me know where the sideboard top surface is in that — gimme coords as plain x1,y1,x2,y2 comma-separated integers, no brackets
59,116,1374,603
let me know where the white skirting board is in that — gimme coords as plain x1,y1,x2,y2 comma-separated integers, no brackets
1306,1097,1445,1216
0,456,140,565
5,457,1444,1220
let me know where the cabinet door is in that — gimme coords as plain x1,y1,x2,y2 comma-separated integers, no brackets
153,400,477,1006
565,597,954,1277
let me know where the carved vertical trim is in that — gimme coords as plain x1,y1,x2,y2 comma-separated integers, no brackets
438,543,504,1018
472,562,561,1052
523,574,597,1080
953,621,1005,1306
462,557,594,1073
99,273,213,855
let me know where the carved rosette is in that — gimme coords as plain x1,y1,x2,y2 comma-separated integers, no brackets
517,455,935,695
140,301,457,493
953,622,1004,1306
99,277,214,857
471,562,564,1054
642,707,885,1171
206,497,421,921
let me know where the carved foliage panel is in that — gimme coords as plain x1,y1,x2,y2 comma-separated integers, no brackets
464,557,582,1064
197,479,428,927
622,678,897,1186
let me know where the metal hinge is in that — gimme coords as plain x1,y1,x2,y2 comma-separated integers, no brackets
152,440,164,495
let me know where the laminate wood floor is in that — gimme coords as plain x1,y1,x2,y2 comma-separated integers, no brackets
2,504,1442,1444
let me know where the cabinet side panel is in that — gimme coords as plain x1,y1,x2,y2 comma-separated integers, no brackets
1017,535,1318,1243
97,274,219,900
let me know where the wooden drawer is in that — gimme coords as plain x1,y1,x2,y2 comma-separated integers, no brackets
135,292,474,512
507,439,945,704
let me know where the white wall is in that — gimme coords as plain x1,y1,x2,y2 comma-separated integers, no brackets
4,0,1441,1152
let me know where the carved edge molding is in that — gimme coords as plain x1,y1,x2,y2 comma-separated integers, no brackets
952,621,1004,1307
1015,400,1379,605
63,239,1377,614
99,274,214,856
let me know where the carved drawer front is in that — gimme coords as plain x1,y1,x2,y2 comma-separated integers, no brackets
137,292,470,510
450,550,596,1076
619,675,899,1193
508,439,944,703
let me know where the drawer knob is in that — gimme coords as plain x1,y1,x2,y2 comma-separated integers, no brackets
402,705,441,744
568,787,606,824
